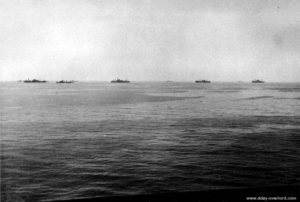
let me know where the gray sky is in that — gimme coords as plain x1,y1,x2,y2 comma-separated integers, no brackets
0,0,299,81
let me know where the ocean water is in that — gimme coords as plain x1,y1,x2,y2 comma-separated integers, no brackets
1,82,300,201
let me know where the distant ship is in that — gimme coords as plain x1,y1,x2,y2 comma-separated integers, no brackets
252,80,265,83
195,80,211,83
24,79,47,83
111,78,130,83
56,80,74,84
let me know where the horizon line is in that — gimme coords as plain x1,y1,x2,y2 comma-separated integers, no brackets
1,80,300,83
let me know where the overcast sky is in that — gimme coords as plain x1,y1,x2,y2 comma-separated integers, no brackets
0,0,299,81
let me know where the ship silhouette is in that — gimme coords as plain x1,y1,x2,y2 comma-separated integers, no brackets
195,80,211,83
56,80,75,84
24,79,47,83
111,78,130,83
252,80,265,83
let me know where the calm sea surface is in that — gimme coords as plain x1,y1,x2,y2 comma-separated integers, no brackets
1,82,300,201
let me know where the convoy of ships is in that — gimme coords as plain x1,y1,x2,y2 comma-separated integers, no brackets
19,78,266,84
21,79,76,83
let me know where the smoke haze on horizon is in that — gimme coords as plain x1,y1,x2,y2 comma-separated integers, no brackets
0,0,299,82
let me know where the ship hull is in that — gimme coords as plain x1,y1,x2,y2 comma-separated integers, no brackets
111,81,130,83
195,81,211,83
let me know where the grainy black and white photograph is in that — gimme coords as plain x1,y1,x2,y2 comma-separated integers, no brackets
0,0,299,201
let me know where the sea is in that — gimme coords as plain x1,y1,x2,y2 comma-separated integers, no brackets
1,82,299,201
